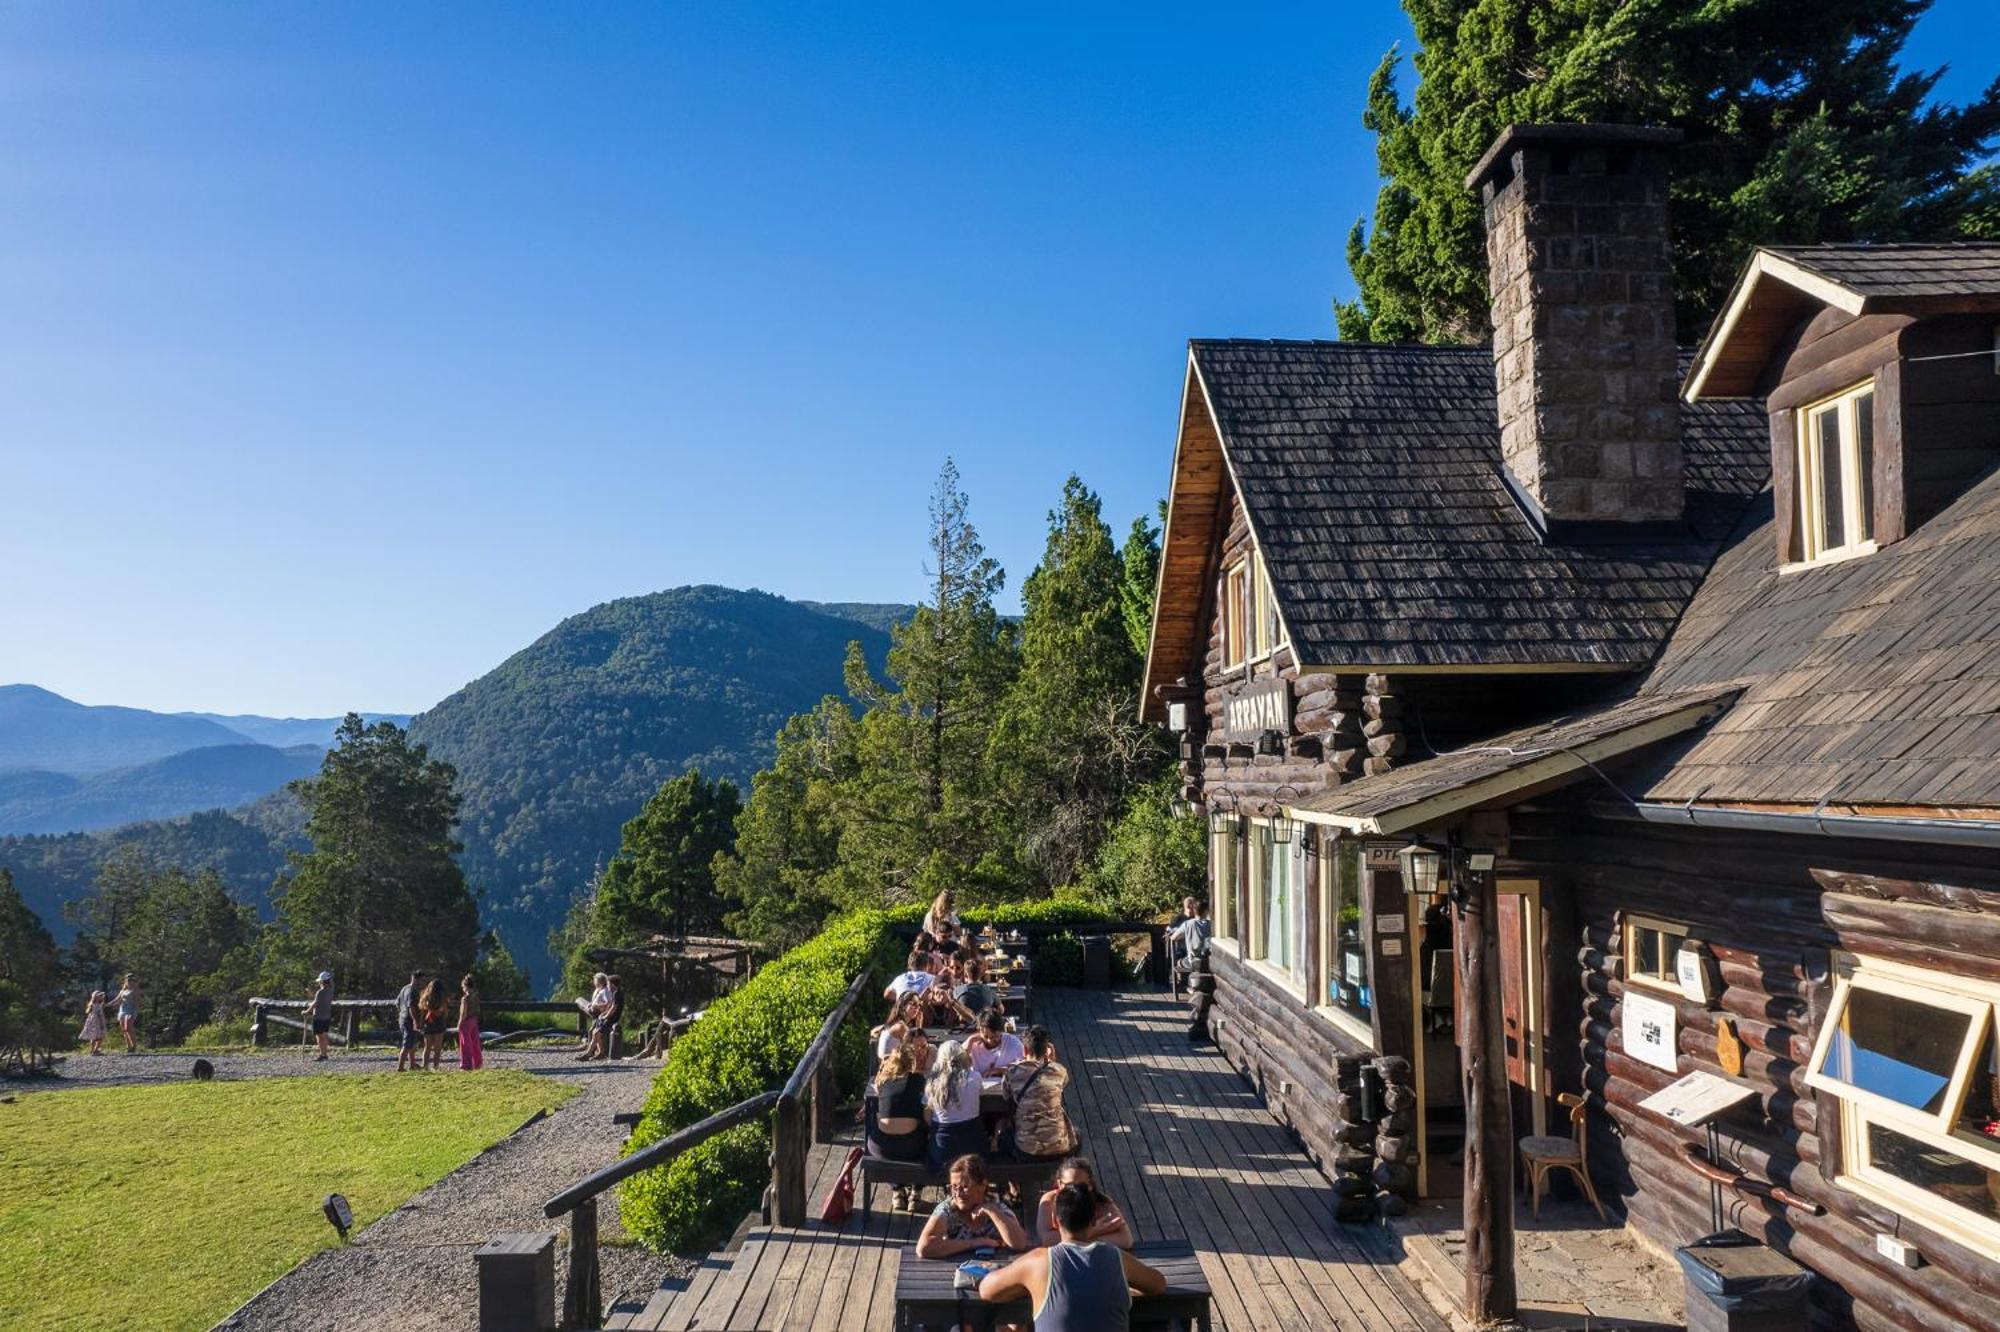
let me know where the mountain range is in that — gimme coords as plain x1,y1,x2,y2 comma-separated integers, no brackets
0,588,908,983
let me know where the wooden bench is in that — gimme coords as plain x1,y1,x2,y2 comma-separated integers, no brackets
858,1156,1061,1222
893,1238,1211,1331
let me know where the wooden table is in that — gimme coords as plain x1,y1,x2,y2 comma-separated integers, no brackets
894,1239,1210,1330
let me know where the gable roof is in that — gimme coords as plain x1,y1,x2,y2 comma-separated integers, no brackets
1631,464,2000,811
1288,688,1738,835
1687,242,2000,399
1137,340,1766,717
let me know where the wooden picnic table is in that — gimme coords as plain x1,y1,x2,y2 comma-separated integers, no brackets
893,1238,1210,1331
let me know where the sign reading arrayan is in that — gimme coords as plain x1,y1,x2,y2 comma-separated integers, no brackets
1220,678,1290,742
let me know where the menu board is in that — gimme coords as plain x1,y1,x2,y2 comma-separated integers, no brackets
1639,1069,1759,1128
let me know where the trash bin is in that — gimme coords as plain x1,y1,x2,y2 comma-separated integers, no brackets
1081,934,1112,988
1676,1230,1811,1332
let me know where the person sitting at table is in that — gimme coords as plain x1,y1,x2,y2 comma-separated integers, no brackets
926,1039,989,1171
915,1153,1028,1259
978,1182,1165,1331
1033,1157,1134,1249
955,952,996,1015
919,965,976,1029
874,995,926,1062
1001,1026,1078,1161
868,1043,929,1164
968,1007,1023,1076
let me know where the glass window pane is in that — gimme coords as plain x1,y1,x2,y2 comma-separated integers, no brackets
1328,842,1370,1020
1854,392,1875,542
1815,406,1846,550
1265,839,1290,971
1824,986,1974,1115
1866,1121,2000,1229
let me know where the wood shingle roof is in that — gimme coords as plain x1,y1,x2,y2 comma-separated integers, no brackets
1189,340,1768,671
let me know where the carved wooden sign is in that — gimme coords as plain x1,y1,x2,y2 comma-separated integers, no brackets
1220,678,1292,742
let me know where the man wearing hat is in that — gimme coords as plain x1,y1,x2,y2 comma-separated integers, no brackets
308,970,336,1062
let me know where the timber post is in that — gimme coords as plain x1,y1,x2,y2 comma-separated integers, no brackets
810,1056,835,1143
561,1198,600,1331
344,1006,360,1048
250,1003,266,1047
771,1094,807,1226
1455,861,1517,1322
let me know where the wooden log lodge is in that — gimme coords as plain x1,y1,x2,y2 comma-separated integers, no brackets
1142,122,2000,1330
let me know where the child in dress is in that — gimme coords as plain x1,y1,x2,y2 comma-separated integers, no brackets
79,990,108,1055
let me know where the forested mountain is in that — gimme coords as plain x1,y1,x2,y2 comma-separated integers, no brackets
0,743,325,836
793,602,914,636
0,803,299,941
0,685,252,774
406,586,893,980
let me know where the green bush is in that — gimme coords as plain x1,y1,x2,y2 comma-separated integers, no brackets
1032,934,1083,985
181,1016,253,1049
619,910,903,1251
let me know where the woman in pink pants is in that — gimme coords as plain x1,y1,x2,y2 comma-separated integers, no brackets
457,975,484,1070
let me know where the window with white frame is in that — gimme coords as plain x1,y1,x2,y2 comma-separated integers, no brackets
1210,821,1240,941
1805,956,2000,1255
1795,382,1876,565
1246,820,1300,976
1624,914,1689,994
1220,557,1286,669
1318,836,1370,1024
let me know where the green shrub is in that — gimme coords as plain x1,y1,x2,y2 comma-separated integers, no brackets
1032,933,1083,985
181,1016,253,1049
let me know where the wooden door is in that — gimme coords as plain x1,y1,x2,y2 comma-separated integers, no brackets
1497,880,1547,1138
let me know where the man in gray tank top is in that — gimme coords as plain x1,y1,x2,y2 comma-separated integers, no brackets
977,1183,1166,1331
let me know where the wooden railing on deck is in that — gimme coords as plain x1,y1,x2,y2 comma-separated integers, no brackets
536,966,875,1330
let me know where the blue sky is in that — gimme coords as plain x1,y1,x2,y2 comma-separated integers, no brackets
2,3,1992,717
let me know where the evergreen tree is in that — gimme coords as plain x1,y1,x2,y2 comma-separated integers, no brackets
717,699,858,949
66,850,259,1045
560,770,740,986
1119,508,1163,663
0,868,67,1070
273,715,480,996
1338,0,2000,344
990,477,1165,889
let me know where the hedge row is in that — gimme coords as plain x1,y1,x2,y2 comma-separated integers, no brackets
618,896,1124,1251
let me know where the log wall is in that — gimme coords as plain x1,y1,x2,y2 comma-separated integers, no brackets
1509,803,2000,1332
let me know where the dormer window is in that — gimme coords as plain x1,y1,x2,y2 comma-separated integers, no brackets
1794,381,1876,566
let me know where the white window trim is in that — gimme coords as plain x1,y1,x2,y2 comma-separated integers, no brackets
1221,561,1251,670
1223,555,1289,671
1622,912,1690,998
1793,381,1877,566
1244,954,1311,1006
1312,1002,1376,1049
1210,825,1240,943
1808,954,2000,1258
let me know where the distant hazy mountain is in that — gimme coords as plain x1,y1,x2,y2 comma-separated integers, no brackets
0,743,325,836
407,585,891,981
0,684,253,775
179,711,413,749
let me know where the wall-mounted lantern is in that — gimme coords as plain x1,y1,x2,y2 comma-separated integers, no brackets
1169,795,1197,819
1168,700,1191,733
1256,728,1285,757
1400,844,1443,897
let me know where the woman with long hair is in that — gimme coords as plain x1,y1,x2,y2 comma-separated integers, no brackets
925,1038,988,1172
417,978,447,1070
457,975,484,1071
79,990,108,1056
112,975,139,1052
1033,1156,1134,1248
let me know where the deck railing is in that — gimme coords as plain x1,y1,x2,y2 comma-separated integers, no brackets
245,996,592,1048
536,965,875,1330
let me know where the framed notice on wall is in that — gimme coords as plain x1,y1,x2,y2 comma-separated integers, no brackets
1623,990,1680,1073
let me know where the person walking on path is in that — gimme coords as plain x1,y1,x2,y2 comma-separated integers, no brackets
395,971,425,1072
113,975,140,1052
307,971,335,1061
456,975,483,1071
78,990,108,1056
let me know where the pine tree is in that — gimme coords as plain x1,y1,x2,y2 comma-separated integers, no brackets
1338,0,2000,344
990,477,1165,889
1119,509,1163,663
0,869,67,1070
570,769,741,974
274,716,480,996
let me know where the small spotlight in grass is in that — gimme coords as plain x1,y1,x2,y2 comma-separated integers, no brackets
323,1193,353,1242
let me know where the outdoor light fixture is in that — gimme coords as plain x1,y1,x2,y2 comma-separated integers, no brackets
1169,795,1196,819
1400,844,1443,896
1168,700,1191,732
1269,786,1303,845
323,1192,353,1242
1465,851,1497,872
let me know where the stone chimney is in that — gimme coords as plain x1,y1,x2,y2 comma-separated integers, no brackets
1467,123,1685,531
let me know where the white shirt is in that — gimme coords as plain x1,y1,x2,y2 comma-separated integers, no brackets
969,1032,1023,1076
931,1069,983,1124
887,970,935,1000
877,1027,902,1059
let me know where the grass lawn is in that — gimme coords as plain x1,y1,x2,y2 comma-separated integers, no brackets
0,1069,577,1332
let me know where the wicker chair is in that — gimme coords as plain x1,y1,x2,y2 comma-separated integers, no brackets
1519,1091,1606,1221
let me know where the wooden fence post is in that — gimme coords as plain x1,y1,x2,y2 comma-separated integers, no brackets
345,1007,360,1048
1455,864,1517,1323
561,1198,601,1331
772,1096,807,1226
250,1003,266,1048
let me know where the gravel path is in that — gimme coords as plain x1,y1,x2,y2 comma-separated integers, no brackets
8,1047,693,1330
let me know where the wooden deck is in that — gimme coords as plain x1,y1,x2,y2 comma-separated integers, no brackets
607,988,1448,1331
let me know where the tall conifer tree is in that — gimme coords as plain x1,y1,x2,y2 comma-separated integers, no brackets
1338,0,2000,344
